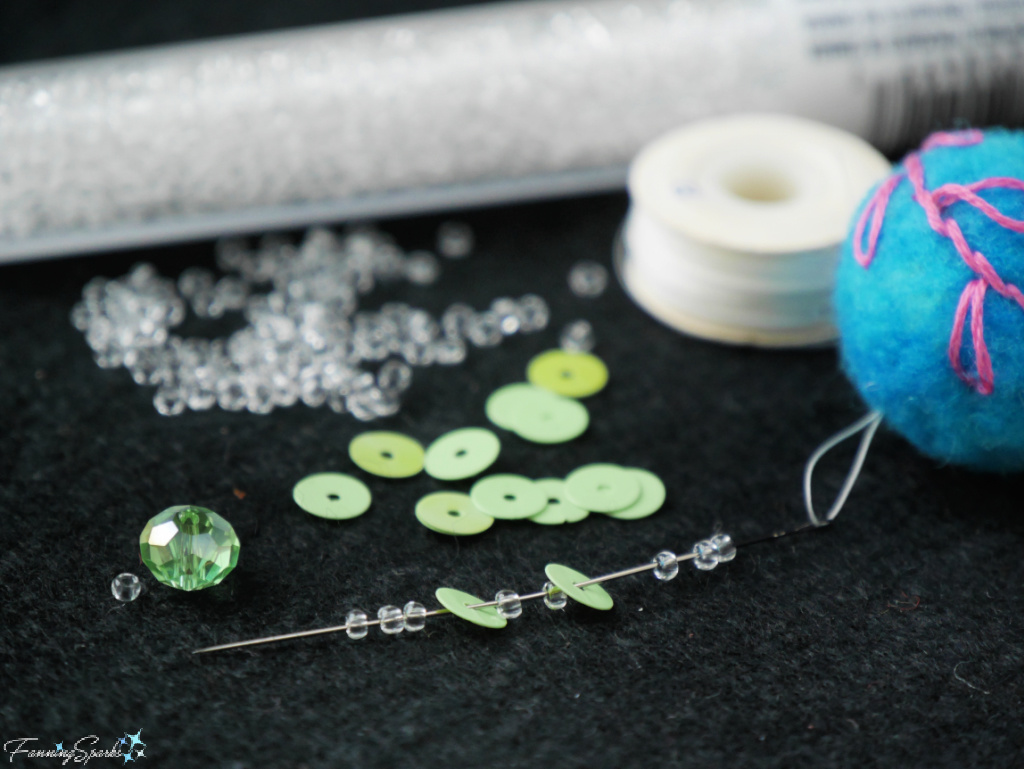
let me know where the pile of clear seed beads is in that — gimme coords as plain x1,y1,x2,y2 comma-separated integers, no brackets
71,224,550,419
194,530,768,653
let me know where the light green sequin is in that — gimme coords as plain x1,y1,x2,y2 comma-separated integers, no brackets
527,349,609,398
564,463,641,513
485,383,589,444
293,472,372,520
424,427,501,481
543,563,614,611
415,492,495,536
139,505,240,592
435,587,508,628
529,478,590,525
348,431,424,478
470,474,546,520
606,468,666,521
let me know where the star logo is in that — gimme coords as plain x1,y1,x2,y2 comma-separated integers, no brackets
55,743,63,751
116,729,146,762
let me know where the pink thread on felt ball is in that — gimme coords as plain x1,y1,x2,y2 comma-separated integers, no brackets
852,129,1024,396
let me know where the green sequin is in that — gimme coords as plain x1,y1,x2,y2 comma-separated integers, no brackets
470,474,547,520
349,431,424,478
293,473,372,520
529,478,590,525
435,587,507,628
527,349,609,398
415,492,494,536
544,563,614,610
564,463,641,513
606,468,666,520
424,427,501,481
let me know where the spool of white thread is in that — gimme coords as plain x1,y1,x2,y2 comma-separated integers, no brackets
617,114,892,347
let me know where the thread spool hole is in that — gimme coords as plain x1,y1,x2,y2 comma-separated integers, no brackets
720,166,797,203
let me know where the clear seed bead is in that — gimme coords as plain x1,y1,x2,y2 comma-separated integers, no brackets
542,581,568,611
153,387,187,416
378,605,406,634
405,251,441,285
711,533,737,562
652,551,680,581
110,573,143,602
436,221,474,258
692,540,720,571
490,298,522,335
568,260,609,298
467,311,503,347
560,319,596,352
403,601,427,632
346,609,369,640
495,589,523,619
518,294,549,332
377,359,413,394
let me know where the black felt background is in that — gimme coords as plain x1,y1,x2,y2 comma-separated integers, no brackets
1,5,1024,769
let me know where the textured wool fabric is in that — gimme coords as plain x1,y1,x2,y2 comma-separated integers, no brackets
835,130,1024,472
1,5,1024,769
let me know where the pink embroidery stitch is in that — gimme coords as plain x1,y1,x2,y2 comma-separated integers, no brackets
852,130,1024,395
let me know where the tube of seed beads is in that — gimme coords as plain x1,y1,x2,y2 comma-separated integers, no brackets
2,0,1023,262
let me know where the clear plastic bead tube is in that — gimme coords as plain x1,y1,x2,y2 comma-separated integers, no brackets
5,0,1024,262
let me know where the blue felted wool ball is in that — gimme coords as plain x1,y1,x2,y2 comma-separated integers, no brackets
834,128,1024,472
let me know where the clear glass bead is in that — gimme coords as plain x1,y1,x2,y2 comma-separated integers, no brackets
495,589,523,619
652,551,679,581
378,605,405,634
467,311,503,347
490,298,522,335
403,601,427,632
436,221,474,259
377,359,413,394
568,260,609,298
405,251,441,285
517,294,549,332
692,540,720,571
560,319,596,353
431,337,467,365
542,581,567,611
110,573,143,602
346,609,369,640
153,387,187,416
711,533,737,562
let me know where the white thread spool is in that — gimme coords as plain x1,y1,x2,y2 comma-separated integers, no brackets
616,114,892,347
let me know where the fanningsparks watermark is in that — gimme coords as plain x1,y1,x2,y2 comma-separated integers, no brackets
3,731,146,765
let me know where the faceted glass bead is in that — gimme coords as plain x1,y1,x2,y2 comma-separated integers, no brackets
568,260,609,298
139,505,240,591
346,609,369,640
542,581,568,610
495,589,523,619
652,551,679,581
711,533,737,562
403,601,427,632
110,573,143,602
692,540,720,571
378,605,406,634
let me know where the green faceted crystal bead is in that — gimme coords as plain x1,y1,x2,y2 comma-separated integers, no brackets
139,505,240,591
